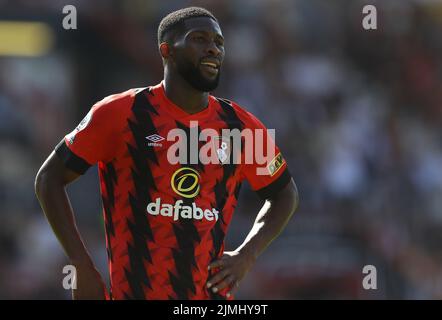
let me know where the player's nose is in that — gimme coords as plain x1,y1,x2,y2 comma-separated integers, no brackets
206,40,222,58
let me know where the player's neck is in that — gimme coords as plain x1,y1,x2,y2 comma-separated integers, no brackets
163,73,209,115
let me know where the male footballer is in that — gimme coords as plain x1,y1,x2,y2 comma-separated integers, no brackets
35,7,299,300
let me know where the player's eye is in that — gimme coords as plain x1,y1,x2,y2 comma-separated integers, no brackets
193,36,207,43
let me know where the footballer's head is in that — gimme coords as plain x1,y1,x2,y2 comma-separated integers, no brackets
158,7,225,92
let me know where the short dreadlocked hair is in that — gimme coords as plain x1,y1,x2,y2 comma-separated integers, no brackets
157,7,218,46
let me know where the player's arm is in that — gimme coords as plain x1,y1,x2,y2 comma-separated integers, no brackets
35,152,106,299
35,151,107,299
34,93,127,299
207,178,299,296
207,105,299,297
237,178,299,259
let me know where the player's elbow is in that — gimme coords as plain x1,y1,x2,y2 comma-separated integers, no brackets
290,179,299,214
34,161,61,199
34,165,49,199
284,179,299,218
280,179,299,217
268,178,299,218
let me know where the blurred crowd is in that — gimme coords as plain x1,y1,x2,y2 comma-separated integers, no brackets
0,0,441,299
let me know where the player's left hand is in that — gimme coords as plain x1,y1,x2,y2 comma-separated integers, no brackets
207,250,256,297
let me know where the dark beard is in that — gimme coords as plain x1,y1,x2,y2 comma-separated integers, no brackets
176,57,220,92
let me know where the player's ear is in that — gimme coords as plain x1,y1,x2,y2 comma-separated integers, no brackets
159,42,171,59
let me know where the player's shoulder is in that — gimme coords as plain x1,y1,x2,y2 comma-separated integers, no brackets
90,87,155,121
212,96,248,117
94,87,145,109
212,95,265,128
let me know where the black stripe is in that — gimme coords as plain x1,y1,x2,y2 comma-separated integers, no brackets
168,183,201,298
102,163,117,237
175,121,206,173
102,163,117,265
169,203,200,299
256,168,292,200
124,89,157,299
168,122,204,299
208,99,244,300
54,139,91,174
211,98,244,258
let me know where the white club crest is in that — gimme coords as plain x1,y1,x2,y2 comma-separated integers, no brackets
215,138,230,164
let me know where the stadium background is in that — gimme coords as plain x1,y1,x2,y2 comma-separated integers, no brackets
0,0,441,299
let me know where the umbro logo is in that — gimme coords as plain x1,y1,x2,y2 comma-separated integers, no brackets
146,134,164,142
145,134,164,147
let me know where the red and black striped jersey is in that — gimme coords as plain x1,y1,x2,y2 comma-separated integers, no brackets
55,82,291,300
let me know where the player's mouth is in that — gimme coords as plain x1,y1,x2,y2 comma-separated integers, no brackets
200,61,219,76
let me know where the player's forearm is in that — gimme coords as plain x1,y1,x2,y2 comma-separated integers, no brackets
236,179,299,261
35,173,93,265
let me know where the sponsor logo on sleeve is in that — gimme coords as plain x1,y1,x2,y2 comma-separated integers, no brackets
267,153,285,176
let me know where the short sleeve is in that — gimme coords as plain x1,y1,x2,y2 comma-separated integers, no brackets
239,110,292,200
55,97,121,174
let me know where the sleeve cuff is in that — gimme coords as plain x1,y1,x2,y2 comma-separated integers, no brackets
255,168,292,200
55,139,91,175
